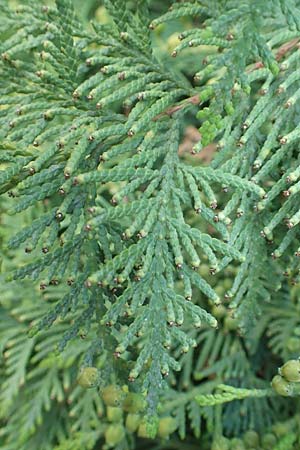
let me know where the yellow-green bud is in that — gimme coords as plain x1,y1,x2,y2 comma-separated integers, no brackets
286,337,300,352
231,438,246,450
77,367,98,388
272,421,292,436
224,315,238,331
271,375,292,397
261,432,277,449
243,430,259,448
106,406,123,422
123,392,146,413
279,360,300,382
137,422,155,438
104,424,125,446
125,413,141,432
101,384,125,406
211,437,230,450
157,417,177,439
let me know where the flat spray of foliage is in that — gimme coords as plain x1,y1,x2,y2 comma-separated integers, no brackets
1,0,300,449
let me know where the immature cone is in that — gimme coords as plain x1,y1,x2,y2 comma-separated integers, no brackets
224,314,238,332
243,430,259,447
261,432,277,449
101,384,125,406
272,421,292,437
77,367,98,388
271,374,293,396
279,359,300,382
230,438,246,450
211,436,230,450
137,422,155,438
286,337,300,352
157,417,177,439
104,424,125,446
106,406,123,422
122,392,146,413
125,413,141,432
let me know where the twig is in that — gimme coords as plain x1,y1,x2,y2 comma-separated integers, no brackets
247,38,300,72
153,38,299,122
276,38,300,61
153,94,200,121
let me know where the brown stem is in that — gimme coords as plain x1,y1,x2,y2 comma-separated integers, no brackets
247,38,300,72
246,61,264,73
276,38,300,61
152,94,200,121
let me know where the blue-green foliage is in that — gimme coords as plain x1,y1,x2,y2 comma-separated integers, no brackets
1,0,300,449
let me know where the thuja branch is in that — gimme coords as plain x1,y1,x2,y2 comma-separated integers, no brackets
196,385,275,407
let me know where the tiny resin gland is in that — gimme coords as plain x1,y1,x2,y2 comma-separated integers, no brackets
77,367,98,388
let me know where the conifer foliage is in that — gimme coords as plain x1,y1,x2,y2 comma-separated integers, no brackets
1,0,300,449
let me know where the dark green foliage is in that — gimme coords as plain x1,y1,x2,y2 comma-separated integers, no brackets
1,0,300,449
